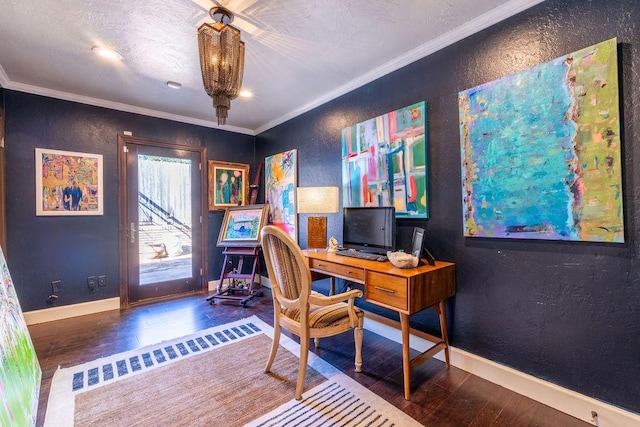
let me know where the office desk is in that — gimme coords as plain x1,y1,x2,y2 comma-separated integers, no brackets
303,250,456,400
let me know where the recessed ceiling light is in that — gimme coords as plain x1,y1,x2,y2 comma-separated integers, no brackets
91,46,123,61
166,81,182,89
239,90,253,98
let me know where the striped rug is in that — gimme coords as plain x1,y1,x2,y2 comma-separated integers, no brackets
44,315,420,426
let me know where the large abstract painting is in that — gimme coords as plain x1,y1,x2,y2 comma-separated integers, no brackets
459,38,623,242
1,245,41,426
265,149,297,241
342,101,428,218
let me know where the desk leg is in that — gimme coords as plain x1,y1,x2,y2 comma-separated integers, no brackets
329,277,335,296
400,313,411,400
435,300,451,367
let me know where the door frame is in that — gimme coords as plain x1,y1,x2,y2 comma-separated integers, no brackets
117,134,208,308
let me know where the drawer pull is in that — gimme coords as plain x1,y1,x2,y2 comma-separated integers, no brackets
374,286,396,294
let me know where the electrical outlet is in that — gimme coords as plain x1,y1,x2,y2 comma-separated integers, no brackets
98,275,106,287
87,276,96,291
51,280,61,294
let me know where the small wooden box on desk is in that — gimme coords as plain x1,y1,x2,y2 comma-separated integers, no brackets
303,250,456,400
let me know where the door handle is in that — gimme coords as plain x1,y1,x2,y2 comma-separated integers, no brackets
130,222,137,243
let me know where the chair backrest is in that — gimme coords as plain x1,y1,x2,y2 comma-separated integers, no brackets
260,225,311,309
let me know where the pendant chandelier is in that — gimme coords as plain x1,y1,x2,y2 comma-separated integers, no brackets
197,7,245,126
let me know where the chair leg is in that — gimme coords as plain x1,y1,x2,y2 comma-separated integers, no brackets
354,323,363,372
265,321,281,373
314,337,320,347
295,335,310,400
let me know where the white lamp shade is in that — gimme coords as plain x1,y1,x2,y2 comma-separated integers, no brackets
296,186,339,214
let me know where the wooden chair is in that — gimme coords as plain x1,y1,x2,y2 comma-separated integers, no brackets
260,225,364,400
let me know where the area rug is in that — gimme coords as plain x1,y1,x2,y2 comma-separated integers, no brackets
44,315,420,426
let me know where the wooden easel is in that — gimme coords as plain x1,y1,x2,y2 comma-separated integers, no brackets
207,246,262,307
249,162,262,205
208,165,266,307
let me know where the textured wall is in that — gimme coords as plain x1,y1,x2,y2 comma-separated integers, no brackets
4,92,255,312
255,0,640,414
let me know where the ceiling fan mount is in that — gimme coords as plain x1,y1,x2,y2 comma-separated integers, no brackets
209,6,234,26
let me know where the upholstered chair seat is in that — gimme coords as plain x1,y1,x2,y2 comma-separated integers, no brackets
260,225,364,400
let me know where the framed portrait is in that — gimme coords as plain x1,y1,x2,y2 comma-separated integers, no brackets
208,161,250,210
217,204,269,247
35,148,104,216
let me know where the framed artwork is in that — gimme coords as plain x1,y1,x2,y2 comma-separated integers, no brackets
459,38,623,242
265,149,298,241
341,101,428,218
217,204,269,247
208,160,250,210
410,227,425,258
35,148,104,216
0,245,41,426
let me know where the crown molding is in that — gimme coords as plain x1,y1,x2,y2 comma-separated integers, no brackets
2,80,255,136
0,65,9,88
3,0,543,136
254,0,545,134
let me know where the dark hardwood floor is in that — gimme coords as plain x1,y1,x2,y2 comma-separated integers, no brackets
28,289,588,426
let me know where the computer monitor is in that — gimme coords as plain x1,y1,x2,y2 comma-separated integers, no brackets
342,207,396,255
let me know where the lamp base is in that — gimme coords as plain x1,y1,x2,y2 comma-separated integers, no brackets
307,216,327,250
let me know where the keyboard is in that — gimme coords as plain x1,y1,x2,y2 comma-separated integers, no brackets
335,250,387,262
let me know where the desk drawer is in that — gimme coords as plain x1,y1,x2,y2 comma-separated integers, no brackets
365,272,407,311
308,259,364,282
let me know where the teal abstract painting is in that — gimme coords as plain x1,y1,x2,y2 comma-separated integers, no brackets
459,38,623,242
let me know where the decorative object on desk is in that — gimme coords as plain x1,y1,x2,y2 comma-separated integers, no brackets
459,38,623,242
208,160,249,210
411,226,436,266
328,236,339,252
265,149,297,241
197,6,245,126
217,204,269,247
296,186,339,250
44,316,419,427
35,148,103,216
387,250,419,269
411,227,425,258
341,101,427,218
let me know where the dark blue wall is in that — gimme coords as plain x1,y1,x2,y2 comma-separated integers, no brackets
3,0,639,415
255,0,640,415
4,92,255,311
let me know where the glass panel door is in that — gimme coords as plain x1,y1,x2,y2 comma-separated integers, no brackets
124,142,203,303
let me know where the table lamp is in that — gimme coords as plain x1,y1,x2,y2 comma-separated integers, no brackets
296,186,339,250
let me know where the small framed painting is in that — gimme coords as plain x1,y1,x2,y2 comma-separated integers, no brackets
35,148,104,216
217,204,269,247
208,160,250,210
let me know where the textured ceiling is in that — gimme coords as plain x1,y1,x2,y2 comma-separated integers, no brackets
0,0,543,135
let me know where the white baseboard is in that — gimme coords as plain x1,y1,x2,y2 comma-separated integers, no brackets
23,287,638,425
23,297,120,325
364,318,640,427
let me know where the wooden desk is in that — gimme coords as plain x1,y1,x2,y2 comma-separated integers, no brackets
304,250,456,400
